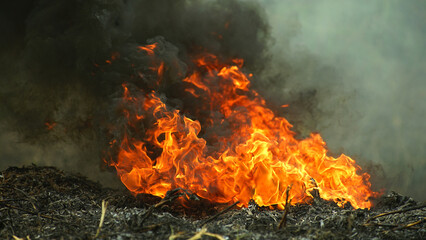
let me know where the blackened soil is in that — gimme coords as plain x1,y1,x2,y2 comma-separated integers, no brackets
0,165,424,239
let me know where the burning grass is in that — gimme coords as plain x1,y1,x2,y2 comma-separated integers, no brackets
0,165,424,239
106,40,379,210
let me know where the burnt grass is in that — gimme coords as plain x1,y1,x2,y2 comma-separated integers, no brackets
0,165,424,239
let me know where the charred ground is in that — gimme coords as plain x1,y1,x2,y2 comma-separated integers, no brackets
0,165,424,239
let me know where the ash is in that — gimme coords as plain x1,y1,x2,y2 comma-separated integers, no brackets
0,166,424,239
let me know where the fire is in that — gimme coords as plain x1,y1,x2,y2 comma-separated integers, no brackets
137,43,158,55
109,43,378,209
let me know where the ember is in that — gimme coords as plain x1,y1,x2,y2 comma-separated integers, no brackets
107,42,379,210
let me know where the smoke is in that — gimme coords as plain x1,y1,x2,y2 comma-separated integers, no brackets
1,0,424,201
258,0,426,201
0,0,270,187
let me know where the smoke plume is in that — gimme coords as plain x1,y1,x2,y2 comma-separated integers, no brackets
0,0,424,201
258,0,426,201
0,0,271,187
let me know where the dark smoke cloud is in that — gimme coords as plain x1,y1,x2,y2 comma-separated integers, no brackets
0,0,271,186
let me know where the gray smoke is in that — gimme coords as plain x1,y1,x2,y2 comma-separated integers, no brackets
258,0,426,201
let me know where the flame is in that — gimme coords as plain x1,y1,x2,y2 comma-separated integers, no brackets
137,43,158,55
109,44,379,209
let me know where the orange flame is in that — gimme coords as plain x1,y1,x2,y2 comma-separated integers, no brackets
110,45,378,209
137,43,158,55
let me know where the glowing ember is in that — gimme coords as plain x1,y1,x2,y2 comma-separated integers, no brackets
137,43,158,55
45,121,57,130
109,43,379,209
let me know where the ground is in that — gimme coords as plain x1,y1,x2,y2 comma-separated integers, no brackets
0,165,424,239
